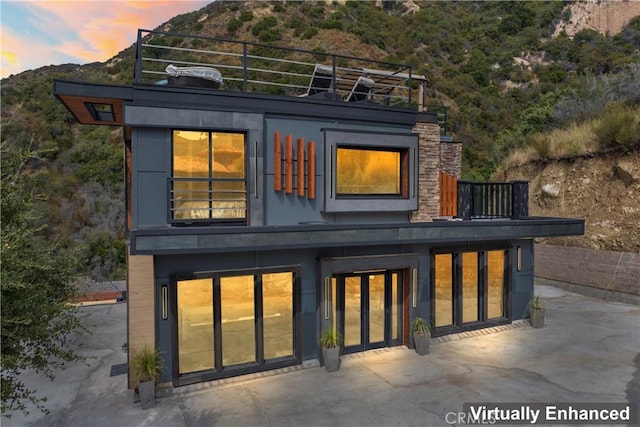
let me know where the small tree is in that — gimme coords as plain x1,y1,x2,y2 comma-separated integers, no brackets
1,147,86,416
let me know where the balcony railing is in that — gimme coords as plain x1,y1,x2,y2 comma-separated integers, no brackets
168,177,247,225
132,28,446,131
456,180,529,220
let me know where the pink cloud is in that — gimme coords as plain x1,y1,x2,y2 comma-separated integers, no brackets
1,29,73,77
1,0,210,78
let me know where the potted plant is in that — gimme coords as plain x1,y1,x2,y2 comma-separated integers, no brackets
527,296,545,328
411,317,431,356
320,326,343,372
131,345,163,409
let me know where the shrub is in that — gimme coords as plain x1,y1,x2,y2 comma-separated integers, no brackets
227,18,242,34
239,10,254,22
319,326,343,348
131,345,163,383
594,104,640,151
258,28,282,43
529,134,552,159
251,16,277,36
301,27,318,40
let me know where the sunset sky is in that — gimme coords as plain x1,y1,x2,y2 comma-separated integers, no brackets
1,0,210,78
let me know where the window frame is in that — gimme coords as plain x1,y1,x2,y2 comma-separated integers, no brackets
323,129,418,213
170,129,248,225
430,247,511,337
172,266,301,386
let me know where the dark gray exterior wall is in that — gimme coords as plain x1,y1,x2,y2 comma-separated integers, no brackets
152,239,535,383
126,106,264,229
128,105,419,230
511,239,534,319
263,116,414,225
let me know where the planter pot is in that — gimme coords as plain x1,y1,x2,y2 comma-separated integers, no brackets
413,333,430,356
530,310,544,328
138,380,156,410
322,346,341,372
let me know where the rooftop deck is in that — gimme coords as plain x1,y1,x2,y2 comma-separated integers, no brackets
133,29,447,132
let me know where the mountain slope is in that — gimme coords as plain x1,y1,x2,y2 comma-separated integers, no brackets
497,150,640,253
1,0,639,280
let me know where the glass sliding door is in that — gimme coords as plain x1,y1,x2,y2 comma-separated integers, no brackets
434,254,453,328
175,270,298,383
262,272,294,359
462,252,479,323
177,278,214,374
220,275,255,366
433,249,509,335
487,250,505,319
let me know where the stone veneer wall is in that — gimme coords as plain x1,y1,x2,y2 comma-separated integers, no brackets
440,142,463,178
411,119,441,222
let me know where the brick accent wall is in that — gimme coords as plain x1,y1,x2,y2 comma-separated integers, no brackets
535,244,640,296
440,142,463,178
411,121,441,222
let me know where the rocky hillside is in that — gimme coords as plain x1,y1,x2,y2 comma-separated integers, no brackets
496,150,640,253
2,0,639,280
554,0,640,37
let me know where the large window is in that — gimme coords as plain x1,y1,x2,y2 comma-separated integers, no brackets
324,129,418,212
432,249,509,334
177,278,214,374
336,147,401,195
171,130,246,223
176,269,299,382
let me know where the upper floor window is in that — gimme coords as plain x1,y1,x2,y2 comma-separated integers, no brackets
324,129,418,213
171,130,246,224
336,147,402,196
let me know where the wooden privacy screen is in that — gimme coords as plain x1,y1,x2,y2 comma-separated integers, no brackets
439,171,457,216
273,132,316,199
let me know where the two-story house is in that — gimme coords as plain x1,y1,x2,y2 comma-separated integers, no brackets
54,30,584,388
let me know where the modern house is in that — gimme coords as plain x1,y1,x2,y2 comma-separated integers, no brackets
54,30,584,388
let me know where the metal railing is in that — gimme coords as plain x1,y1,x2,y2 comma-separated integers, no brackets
134,29,426,108
457,181,529,220
168,177,247,224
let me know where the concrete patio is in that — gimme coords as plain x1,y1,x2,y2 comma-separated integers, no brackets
4,283,639,426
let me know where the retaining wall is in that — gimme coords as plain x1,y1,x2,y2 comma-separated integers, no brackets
535,244,640,304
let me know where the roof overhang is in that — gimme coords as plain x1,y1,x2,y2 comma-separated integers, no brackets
54,80,132,126
129,217,585,255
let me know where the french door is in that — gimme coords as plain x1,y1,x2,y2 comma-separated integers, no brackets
334,270,402,354
433,249,509,335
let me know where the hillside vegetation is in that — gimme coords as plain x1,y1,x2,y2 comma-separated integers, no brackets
1,0,639,280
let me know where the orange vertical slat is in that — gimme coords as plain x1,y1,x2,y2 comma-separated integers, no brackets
285,135,293,194
447,174,453,216
297,138,305,197
308,141,315,199
274,131,281,191
440,172,457,216
452,174,457,216
439,172,445,216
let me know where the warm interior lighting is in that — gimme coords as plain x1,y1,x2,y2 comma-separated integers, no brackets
487,250,505,319
336,147,400,195
462,252,478,323
177,278,214,374
435,254,453,327
172,130,246,220
262,272,294,359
